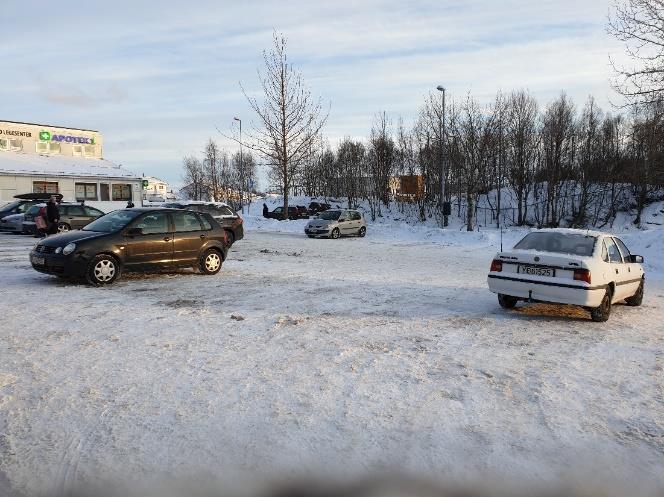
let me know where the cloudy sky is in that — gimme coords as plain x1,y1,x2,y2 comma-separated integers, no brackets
2,0,627,188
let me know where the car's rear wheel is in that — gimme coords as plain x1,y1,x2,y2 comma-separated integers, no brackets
625,279,644,307
57,222,71,233
590,288,612,322
358,226,366,237
330,228,340,239
498,294,518,309
199,249,222,275
86,254,120,286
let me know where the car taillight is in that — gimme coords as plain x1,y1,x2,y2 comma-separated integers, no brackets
490,259,502,272
574,268,591,284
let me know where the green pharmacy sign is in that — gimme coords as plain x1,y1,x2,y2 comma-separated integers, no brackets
142,180,149,188
39,130,95,144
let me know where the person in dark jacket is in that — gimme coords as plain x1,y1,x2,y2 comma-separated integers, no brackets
46,196,60,235
263,203,269,218
126,200,135,208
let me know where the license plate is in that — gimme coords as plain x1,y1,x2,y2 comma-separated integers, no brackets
518,265,554,277
32,255,45,265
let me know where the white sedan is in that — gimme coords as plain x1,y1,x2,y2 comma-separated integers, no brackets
487,228,645,322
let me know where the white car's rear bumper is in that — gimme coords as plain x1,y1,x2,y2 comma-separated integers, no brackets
487,274,605,307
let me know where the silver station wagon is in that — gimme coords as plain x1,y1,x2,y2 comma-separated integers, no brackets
304,209,367,239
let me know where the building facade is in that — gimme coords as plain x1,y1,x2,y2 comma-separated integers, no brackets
142,176,177,202
0,120,142,211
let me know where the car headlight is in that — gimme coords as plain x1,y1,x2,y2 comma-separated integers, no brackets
62,243,76,255
55,247,63,254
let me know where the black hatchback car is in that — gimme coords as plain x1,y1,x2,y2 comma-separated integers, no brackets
30,208,228,285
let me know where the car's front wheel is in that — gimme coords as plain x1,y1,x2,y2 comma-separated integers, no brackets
199,249,223,275
86,254,120,286
625,279,644,306
330,228,340,239
590,288,612,322
358,226,366,237
57,222,71,233
498,294,518,309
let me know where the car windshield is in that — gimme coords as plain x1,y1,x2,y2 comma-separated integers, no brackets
26,205,42,215
514,232,597,257
319,210,341,220
82,210,142,233
0,201,20,211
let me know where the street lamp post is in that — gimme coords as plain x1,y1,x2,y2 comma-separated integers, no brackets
436,85,448,227
233,117,244,213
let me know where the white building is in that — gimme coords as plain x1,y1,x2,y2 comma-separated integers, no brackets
142,176,177,202
0,120,142,211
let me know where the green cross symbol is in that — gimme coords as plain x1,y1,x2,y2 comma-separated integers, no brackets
39,131,51,141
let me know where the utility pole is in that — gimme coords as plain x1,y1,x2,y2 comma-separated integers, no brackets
436,85,448,227
233,116,243,213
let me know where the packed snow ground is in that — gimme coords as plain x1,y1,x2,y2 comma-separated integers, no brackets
0,216,663,496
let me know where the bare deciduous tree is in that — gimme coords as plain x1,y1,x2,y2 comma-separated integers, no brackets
506,90,538,225
203,139,230,202
242,32,328,219
367,112,395,220
609,0,664,104
181,155,207,200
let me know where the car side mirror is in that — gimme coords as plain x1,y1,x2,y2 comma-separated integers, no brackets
126,227,143,236
630,255,644,263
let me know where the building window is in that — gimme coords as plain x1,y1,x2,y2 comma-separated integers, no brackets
112,184,132,201
83,145,96,157
36,142,61,154
33,181,59,194
1,138,23,151
100,183,110,201
73,145,83,156
75,183,98,200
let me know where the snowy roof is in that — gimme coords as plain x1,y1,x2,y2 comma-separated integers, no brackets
0,151,140,179
144,175,169,184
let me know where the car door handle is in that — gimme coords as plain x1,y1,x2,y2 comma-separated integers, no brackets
200,234,206,239
164,236,171,242
615,268,619,274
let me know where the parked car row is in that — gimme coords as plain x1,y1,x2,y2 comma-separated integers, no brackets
0,194,65,233
264,205,309,220
3,195,647,322
264,202,333,220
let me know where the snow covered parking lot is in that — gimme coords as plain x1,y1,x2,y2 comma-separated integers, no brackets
0,228,663,495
